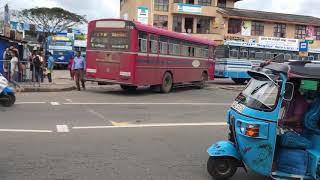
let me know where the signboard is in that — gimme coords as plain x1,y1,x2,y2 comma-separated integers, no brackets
137,6,149,24
224,40,300,51
241,21,251,36
306,26,316,40
299,41,308,52
177,4,202,14
48,45,73,51
259,36,299,50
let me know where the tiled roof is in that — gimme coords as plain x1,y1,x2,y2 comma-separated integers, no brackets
218,8,320,26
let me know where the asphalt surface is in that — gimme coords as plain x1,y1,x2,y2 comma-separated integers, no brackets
0,82,269,180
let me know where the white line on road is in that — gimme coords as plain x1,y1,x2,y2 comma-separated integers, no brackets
0,129,52,133
72,122,228,130
15,102,47,105
64,102,231,106
51,102,60,106
56,125,70,132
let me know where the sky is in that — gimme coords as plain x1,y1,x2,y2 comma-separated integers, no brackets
2,0,320,25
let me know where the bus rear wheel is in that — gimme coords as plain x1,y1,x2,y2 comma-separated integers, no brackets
195,72,208,89
161,72,173,93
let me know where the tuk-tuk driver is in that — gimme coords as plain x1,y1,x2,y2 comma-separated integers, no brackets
282,80,309,133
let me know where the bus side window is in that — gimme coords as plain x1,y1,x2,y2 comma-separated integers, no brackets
138,32,148,53
189,44,195,57
160,36,168,54
240,47,248,59
255,50,265,60
181,42,189,56
249,48,256,59
150,34,158,54
229,47,239,58
204,47,209,58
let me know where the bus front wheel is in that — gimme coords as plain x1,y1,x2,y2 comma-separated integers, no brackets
161,72,173,93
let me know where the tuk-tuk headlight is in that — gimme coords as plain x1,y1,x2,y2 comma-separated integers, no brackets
245,124,260,137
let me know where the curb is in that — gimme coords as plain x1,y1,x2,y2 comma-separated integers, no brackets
19,86,77,92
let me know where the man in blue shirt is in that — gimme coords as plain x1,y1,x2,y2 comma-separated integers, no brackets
47,52,55,83
72,51,86,91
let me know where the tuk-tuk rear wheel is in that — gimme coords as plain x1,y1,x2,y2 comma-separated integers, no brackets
207,156,238,180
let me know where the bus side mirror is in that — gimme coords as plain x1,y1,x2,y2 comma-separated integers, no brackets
284,82,294,101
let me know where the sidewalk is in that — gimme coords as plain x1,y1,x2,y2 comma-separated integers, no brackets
17,70,77,92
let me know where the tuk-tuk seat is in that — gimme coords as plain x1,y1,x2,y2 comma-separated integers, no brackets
304,95,320,135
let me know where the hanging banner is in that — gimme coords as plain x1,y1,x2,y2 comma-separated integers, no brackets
241,21,251,36
259,36,299,50
177,4,202,14
137,6,149,25
306,26,315,40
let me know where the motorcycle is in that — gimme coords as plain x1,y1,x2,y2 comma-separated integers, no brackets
0,73,15,107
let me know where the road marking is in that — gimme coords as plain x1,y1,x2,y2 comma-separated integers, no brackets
110,121,129,126
0,129,52,133
56,125,70,132
15,102,47,105
65,99,73,103
64,102,231,106
51,102,60,106
73,122,227,129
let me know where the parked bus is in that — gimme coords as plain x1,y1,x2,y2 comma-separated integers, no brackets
86,19,216,93
46,35,74,68
215,41,320,84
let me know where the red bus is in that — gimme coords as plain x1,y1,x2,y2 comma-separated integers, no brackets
86,19,216,93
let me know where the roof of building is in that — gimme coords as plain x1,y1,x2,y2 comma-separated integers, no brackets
218,8,320,26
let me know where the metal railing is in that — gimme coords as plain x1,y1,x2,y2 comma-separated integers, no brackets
0,59,43,87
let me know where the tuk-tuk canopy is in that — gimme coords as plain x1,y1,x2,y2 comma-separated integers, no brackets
264,62,320,79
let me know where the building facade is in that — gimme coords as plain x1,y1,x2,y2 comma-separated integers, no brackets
120,0,320,51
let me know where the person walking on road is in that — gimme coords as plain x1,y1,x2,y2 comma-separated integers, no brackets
47,52,55,83
33,52,43,83
72,51,86,91
2,48,12,79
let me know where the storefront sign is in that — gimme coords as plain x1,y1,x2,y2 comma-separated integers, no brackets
137,6,149,25
224,35,245,41
224,40,300,52
241,21,251,36
177,4,202,14
259,36,299,50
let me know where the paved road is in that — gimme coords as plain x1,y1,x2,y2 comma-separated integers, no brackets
0,84,269,180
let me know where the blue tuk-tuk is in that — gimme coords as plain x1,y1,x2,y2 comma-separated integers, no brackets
207,61,320,179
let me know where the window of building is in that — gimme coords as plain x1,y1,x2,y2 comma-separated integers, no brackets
295,25,307,39
185,17,194,33
217,0,226,8
198,0,212,6
197,18,211,34
316,27,320,40
251,21,264,36
153,15,168,29
173,15,182,32
228,19,242,34
174,0,183,3
160,36,168,54
154,0,169,11
138,32,148,52
274,24,286,38
150,34,158,54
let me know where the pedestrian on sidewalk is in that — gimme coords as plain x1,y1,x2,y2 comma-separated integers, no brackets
47,52,55,83
72,51,86,91
2,48,11,79
10,50,19,82
68,56,75,80
33,52,43,83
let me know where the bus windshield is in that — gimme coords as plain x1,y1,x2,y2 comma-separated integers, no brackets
235,78,279,111
90,31,129,50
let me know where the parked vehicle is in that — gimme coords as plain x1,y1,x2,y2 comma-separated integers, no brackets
0,73,15,107
207,61,320,179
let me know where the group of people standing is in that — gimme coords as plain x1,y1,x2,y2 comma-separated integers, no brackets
2,46,20,82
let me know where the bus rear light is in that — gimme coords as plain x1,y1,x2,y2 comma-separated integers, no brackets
86,68,97,73
120,71,131,77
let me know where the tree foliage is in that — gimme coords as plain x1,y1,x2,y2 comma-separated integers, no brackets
20,7,87,35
